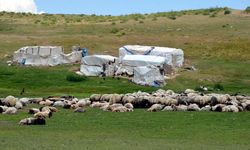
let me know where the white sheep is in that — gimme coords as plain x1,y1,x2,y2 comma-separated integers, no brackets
147,104,164,112
39,100,53,106
173,105,188,111
29,108,40,114
3,107,17,115
19,117,46,125
3,95,17,107
185,89,196,94
74,107,86,113
53,101,64,107
112,106,128,112
187,104,201,111
15,101,23,109
0,106,8,113
162,106,174,111
200,105,211,111
212,104,226,112
109,94,123,104
100,94,112,102
34,110,52,118
41,106,58,112
90,94,102,102
19,98,30,106
222,105,239,112
90,102,109,108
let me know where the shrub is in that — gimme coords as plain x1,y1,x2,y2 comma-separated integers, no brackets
245,6,250,13
110,27,119,34
168,15,176,20
213,83,224,91
66,74,87,82
139,20,144,24
210,13,217,17
224,9,231,15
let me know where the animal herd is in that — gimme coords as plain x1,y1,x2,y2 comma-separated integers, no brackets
1,89,250,125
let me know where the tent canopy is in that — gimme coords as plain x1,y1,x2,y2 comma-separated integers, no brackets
132,66,165,87
80,55,118,77
13,46,82,66
119,45,184,67
122,55,165,67
81,55,117,66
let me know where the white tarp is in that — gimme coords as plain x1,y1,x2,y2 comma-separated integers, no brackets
119,45,184,67
81,55,117,66
122,55,165,67
80,55,118,76
13,46,82,66
132,66,165,87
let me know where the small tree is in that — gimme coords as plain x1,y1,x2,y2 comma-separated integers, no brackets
245,6,250,13
224,9,231,15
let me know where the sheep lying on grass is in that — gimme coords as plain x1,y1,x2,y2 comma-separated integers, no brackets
19,117,46,125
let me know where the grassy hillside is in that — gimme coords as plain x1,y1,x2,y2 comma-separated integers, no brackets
0,8,250,97
1,8,250,150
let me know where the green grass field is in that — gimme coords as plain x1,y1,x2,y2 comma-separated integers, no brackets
0,8,250,150
1,107,250,150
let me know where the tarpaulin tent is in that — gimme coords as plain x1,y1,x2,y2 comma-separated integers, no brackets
13,46,82,66
132,66,165,87
119,45,184,67
80,55,118,76
115,55,165,76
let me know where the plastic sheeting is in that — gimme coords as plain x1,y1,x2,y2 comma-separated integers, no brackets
122,55,165,67
119,45,184,67
81,55,117,66
13,46,82,66
132,66,165,87
80,55,118,76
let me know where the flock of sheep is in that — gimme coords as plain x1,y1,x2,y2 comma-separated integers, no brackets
1,89,250,125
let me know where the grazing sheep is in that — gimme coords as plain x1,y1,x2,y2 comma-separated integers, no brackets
201,105,211,111
19,117,46,125
39,100,53,106
90,94,102,102
100,94,112,102
124,103,133,109
29,108,40,114
74,107,86,113
100,103,110,111
187,104,201,111
15,101,23,109
108,103,124,111
3,107,17,115
212,104,226,112
0,106,8,112
147,104,164,112
112,106,128,112
173,105,188,111
3,95,17,107
34,110,52,118
40,106,58,112
222,105,239,112
109,94,123,104
0,107,3,113
19,98,30,106
53,101,64,107
162,106,174,111
90,102,109,108
122,95,136,104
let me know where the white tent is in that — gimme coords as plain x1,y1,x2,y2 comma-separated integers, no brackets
80,55,118,76
132,66,165,87
13,46,82,66
119,45,184,67
115,55,165,76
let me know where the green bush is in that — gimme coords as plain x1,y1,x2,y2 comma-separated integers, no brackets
168,15,176,20
224,9,231,15
213,83,224,91
66,74,87,82
245,6,250,13
110,27,120,34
